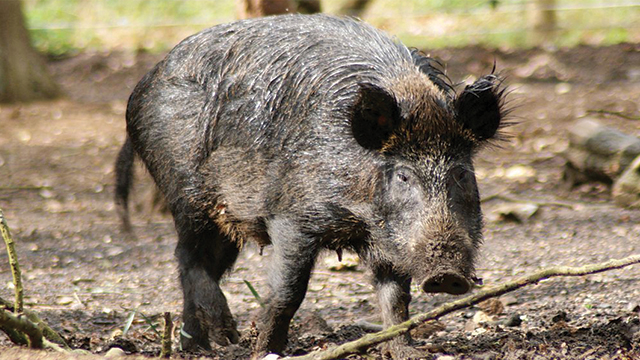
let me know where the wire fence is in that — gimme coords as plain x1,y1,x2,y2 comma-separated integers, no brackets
21,0,640,53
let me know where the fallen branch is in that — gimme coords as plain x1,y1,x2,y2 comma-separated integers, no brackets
0,304,84,353
159,312,173,358
587,109,640,121
0,208,70,350
0,185,53,192
0,319,29,346
286,254,640,360
1,208,23,313
0,297,70,349
0,307,43,348
481,193,576,209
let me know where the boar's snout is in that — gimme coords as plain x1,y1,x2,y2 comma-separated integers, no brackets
421,271,471,295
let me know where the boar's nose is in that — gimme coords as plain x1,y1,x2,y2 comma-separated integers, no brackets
421,272,470,295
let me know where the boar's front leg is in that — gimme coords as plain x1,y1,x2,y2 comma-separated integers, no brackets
255,217,319,357
373,267,425,359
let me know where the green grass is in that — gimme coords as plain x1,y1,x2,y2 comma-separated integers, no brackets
22,0,640,55
24,0,236,54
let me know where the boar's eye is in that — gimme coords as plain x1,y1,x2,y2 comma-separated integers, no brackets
393,167,415,186
387,166,421,206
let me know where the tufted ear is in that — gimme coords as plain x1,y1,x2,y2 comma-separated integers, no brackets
454,75,504,141
351,83,401,150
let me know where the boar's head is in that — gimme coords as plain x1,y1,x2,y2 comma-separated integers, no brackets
350,72,508,295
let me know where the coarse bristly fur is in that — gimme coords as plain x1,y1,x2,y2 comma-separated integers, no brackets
114,13,511,358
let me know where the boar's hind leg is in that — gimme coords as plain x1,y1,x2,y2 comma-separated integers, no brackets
374,269,424,359
255,218,319,356
175,221,240,351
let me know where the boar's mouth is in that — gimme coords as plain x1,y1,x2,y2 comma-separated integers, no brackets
394,216,481,296
405,233,479,296
421,270,471,295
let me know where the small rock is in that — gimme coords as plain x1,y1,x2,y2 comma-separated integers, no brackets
463,310,475,319
472,327,488,336
39,189,55,199
106,246,124,257
504,165,536,182
466,311,493,331
17,129,32,143
110,329,123,339
473,310,494,324
473,351,500,360
57,296,75,305
105,347,126,358
435,355,456,360
555,82,571,94
262,354,281,360
491,202,539,223
502,295,519,306
505,314,522,327
107,337,137,353
613,154,640,209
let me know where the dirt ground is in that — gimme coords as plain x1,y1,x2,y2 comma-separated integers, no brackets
1,43,640,360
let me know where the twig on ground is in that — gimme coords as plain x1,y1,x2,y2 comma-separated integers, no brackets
1,297,70,350
587,109,640,121
0,320,29,346
122,307,138,337
481,193,576,209
0,208,70,350
0,308,43,349
0,186,53,191
160,312,173,358
1,208,23,313
285,254,640,360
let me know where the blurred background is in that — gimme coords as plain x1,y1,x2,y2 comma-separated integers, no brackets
20,0,640,55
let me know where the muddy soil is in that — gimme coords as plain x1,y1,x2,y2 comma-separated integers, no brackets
1,43,640,360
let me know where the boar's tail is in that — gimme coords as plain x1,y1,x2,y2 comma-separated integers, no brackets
114,136,135,233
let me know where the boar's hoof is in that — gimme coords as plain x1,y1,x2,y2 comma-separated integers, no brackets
209,318,240,346
421,273,470,295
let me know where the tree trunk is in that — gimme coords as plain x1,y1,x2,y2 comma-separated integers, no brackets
527,0,558,46
296,0,321,14
236,0,320,19
337,0,373,17
236,0,296,19
0,0,60,103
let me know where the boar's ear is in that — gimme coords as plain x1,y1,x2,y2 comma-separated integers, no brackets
351,83,401,150
454,75,504,141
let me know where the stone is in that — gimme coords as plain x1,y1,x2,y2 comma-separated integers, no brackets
612,154,640,208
